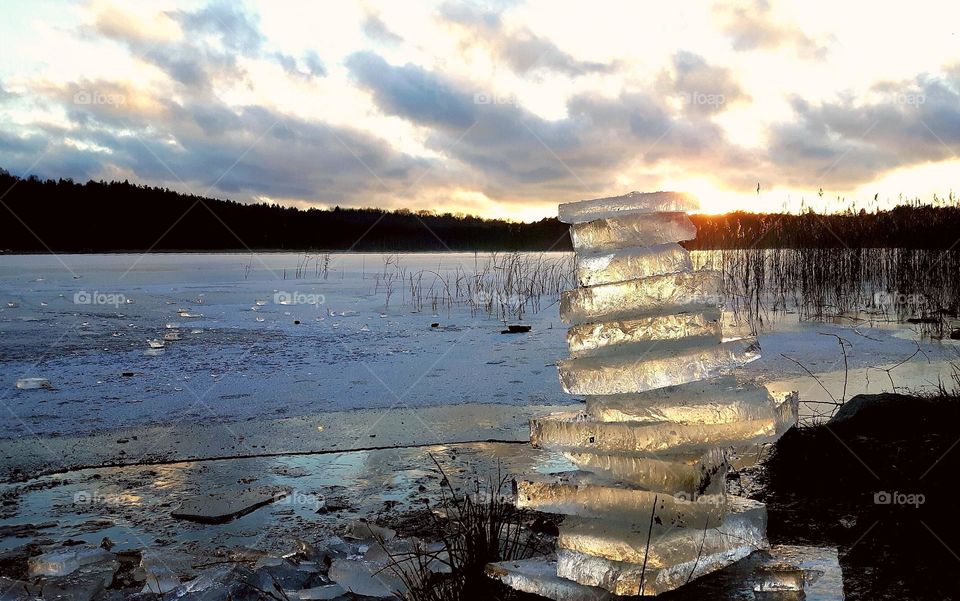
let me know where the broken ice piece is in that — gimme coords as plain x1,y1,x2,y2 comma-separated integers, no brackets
296,584,348,599
485,557,612,601
560,270,721,325
171,486,292,524
557,338,759,396
515,474,727,526
585,376,781,425
28,547,114,578
562,449,727,496
346,520,397,542
530,408,781,456
753,545,843,600
576,243,692,287
559,191,699,224
570,212,696,252
15,377,52,390
567,310,722,357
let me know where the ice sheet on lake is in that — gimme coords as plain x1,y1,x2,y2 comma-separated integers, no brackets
560,270,722,325
576,243,692,287
530,408,781,456
570,212,697,252
557,338,760,396
566,310,722,357
558,191,700,224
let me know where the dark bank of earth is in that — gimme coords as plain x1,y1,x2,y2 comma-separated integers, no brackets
756,392,960,601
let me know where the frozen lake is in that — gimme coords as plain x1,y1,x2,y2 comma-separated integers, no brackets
1,252,958,472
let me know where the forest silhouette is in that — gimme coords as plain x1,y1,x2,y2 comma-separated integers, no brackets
2,170,960,252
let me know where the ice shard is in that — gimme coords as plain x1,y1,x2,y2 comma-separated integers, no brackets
570,212,697,252
567,310,722,357
560,270,722,325
559,191,700,224
576,243,692,287
557,338,760,396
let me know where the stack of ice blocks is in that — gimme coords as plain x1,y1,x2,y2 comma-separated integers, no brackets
488,192,799,598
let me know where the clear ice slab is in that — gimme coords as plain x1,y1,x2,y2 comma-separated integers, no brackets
556,496,767,566
570,212,697,252
559,191,700,224
562,449,727,496
576,243,692,287
560,270,721,325
584,376,789,428
567,309,722,357
557,338,760,396
516,473,728,526
530,407,781,456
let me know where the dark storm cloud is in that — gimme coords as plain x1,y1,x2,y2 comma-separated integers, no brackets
439,2,616,77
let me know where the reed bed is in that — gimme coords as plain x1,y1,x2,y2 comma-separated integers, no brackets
694,248,960,335
372,252,576,321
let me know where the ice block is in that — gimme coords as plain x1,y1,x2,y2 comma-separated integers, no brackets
559,191,700,224
530,408,781,456
567,310,722,357
562,449,728,496
557,496,766,565
570,212,697,252
560,270,722,325
576,243,692,287
557,338,760,396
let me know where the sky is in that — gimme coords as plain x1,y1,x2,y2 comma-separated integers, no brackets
0,0,958,221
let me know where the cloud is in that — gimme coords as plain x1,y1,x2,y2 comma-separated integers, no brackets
345,51,755,199
362,13,403,44
766,68,960,186
671,51,748,114
714,0,829,59
439,2,616,77
346,52,477,129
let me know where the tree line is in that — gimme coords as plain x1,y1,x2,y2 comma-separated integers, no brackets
2,170,959,251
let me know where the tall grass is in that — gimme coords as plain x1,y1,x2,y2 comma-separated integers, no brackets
382,457,549,601
694,248,960,335
373,252,575,321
